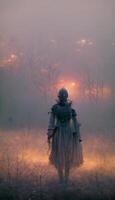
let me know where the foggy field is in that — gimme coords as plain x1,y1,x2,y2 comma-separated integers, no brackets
0,128,115,200
0,0,115,199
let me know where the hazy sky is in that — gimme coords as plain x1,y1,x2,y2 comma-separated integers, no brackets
0,0,115,129
0,0,115,40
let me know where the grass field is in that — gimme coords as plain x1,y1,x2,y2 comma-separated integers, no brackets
0,128,115,200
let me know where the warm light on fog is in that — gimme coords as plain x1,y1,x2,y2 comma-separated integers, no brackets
81,39,86,44
10,54,17,59
102,87,112,97
56,78,80,99
76,38,94,47
84,86,112,99
0,53,17,67
19,149,48,164
0,130,115,175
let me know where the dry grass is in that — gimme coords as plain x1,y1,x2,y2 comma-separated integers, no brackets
0,128,115,200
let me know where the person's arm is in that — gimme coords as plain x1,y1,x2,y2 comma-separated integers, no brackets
47,109,55,140
72,109,82,142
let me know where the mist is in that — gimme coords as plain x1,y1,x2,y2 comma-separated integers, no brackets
0,0,115,131
0,1,115,199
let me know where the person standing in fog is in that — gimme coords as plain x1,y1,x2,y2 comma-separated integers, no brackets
47,88,83,184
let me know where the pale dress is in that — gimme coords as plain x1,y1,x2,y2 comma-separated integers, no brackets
47,103,83,169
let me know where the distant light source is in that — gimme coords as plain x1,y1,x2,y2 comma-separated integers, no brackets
76,38,94,47
71,82,76,87
11,54,16,59
84,86,112,99
56,78,80,99
81,39,86,44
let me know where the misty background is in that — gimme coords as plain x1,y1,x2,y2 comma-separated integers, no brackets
0,2,115,199
0,0,115,132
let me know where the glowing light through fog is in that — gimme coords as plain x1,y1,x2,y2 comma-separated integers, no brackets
10,54,17,59
19,149,48,164
0,130,115,174
55,77,112,100
80,154,115,172
56,78,80,99
76,38,94,47
81,39,86,45
102,87,112,97
0,53,17,67
84,86,112,99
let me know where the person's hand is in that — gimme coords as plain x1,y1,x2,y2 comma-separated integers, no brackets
73,132,82,142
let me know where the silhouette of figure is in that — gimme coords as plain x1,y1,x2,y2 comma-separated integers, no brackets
47,88,83,183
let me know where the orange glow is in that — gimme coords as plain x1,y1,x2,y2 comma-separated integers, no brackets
56,78,80,99
80,154,115,172
102,87,112,97
0,129,115,175
18,148,115,172
71,82,76,86
19,149,48,164
82,157,99,171
55,77,112,100
0,53,17,67
19,148,115,172
84,86,112,99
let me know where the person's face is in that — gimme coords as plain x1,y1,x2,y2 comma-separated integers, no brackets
59,95,67,102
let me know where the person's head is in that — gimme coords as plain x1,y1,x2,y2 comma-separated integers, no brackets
58,88,68,102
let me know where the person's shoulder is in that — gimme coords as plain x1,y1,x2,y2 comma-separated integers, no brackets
51,103,58,113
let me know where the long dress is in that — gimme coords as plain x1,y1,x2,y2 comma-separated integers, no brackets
47,102,83,170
